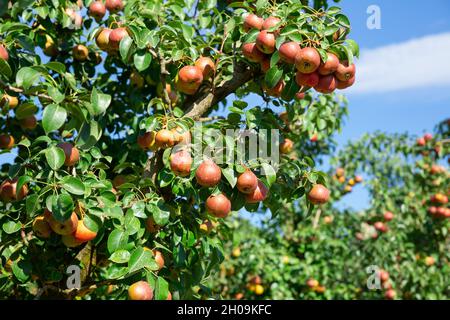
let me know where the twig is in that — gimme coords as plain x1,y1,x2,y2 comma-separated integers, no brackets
0,79,52,100
312,208,322,229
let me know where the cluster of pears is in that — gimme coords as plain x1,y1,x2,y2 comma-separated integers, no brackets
306,278,326,294
376,269,396,300
32,208,97,248
428,192,450,219
175,57,215,96
246,275,264,296
137,125,191,152
333,167,363,193
241,13,356,97
372,211,395,234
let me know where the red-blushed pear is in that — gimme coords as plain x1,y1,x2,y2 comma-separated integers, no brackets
244,13,263,31
89,1,106,21
383,211,394,221
57,142,80,166
62,234,84,248
314,75,336,94
155,129,175,148
424,256,435,266
336,60,356,81
171,126,191,145
137,131,156,150
245,180,268,203
295,71,319,87
170,150,192,177
241,42,265,63
74,220,97,242
279,138,294,154
263,80,285,97
0,178,28,202
424,133,433,141
152,250,165,270
378,269,389,282
0,134,15,149
32,215,52,238
95,28,112,51
354,175,363,183
0,44,9,61
1,93,19,109
262,16,281,33
112,175,126,188
108,27,128,50
256,30,275,54
260,58,270,73
295,92,305,100
295,47,321,74
416,137,426,146
385,289,396,300
307,184,330,205
19,116,37,130
44,210,78,236
176,65,203,95
336,75,355,90
306,278,319,288
310,134,318,142
72,44,89,61
318,52,339,75
166,292,173,300
145,216,160,233
336,168,345,177
128,281,153,300
195,159,222,187
279,42,301,64
105,0,124,13
194,57,215,79
206,193,231,218
237,169,258,194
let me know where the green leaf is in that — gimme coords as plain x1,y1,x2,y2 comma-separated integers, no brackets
61,176,85,195
47,86,65,103
128,247,159,273
45,61,66,74
346,39,360,58
16,176,32,196
51,193,74,222
153,200,170,226
15,103,38,120
91,87,112,116
2,220,22,234
133,51,152,72
12,260,32,283
155,276,169,300
261,163,276,187
107,229,129,254
264,66,283,88
222,167,237,188
26,194,40,216
16,67,41,89
109,250,131,264
45,146,66,170
119,35,134,63
0,58,12,78
42,104,67,134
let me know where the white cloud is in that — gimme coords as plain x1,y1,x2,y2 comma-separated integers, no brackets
348,32,450,94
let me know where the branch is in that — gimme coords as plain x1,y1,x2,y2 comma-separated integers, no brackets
183,61,256,120
0,79,52,100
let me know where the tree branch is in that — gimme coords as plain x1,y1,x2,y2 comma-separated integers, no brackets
183,61,255,120
0,79,52,100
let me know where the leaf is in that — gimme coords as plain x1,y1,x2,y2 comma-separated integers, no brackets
15,67,41,89
107,229,129,254
222,167,237,188
261,163,276,187
0,58,12,78
45,146,66,170
90,87,112,116
51,193,74,222
42,104,67,134
47,86,65,103
346,39,360,58
119,35,133,63
61,176,85,195
12,260,32,283
26,194,40,216
133,51,152,72
45,61,66,74
128,247,159,273
153,200,170,226
15,103,38,119
109,250,131,264
155,277,169,300
2,220,22,234
264,66,283,89
16,176,32,196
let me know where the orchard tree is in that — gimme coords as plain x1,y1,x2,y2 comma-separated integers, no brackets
211,119,449,300
0,0,358,299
